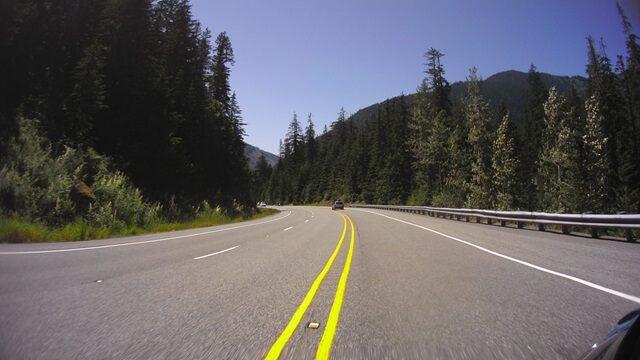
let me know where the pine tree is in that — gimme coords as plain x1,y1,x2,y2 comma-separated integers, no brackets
251,152,272,202
69,40,107,141
284,112,303,165
424,48,452,116
464,67,493,209
585,36,622,210
426,110,450,204
94,0,177,197
210,31,234,111
539,88,585,212
386,95,412,204
522,64,548,210
408,78,432,202
305,113,317,163
492,114,519,210
408,48,451,204
584,92,611,212
445,106,470,207
615,2,640,212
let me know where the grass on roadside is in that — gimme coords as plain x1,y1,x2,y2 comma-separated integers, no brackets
0,208,279,243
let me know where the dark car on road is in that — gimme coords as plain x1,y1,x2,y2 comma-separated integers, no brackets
332,199,344,210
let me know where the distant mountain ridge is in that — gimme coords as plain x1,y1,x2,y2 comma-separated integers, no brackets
350,70,588,127
244,144,279,170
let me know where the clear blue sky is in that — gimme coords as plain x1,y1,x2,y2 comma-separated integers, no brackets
189,0,640,156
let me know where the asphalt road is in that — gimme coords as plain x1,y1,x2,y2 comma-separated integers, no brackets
1,206,639,359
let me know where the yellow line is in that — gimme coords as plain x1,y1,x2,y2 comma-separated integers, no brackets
316,213,355,360
265,213,348,360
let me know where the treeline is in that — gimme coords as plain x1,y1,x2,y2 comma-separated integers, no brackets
261,4,640,214
1,0,252,230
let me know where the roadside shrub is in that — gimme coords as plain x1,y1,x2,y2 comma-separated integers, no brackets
0,117,76,224
1,116,161,233
89,172,162,230
407,188,430,206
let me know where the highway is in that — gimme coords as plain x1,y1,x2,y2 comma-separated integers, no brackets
1,206,639,359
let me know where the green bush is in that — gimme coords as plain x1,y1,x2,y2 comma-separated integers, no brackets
407,188,430,206
89,172,161,229
0,117,76,224
1,116,161,232
0,116,272,243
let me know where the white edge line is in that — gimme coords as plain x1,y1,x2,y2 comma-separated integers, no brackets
355,209,640,305
284,226,293,231
0,211,292,255
194,246,239,260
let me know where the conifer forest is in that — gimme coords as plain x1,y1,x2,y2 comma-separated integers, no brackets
1,1,639,242
1,0,252,237
262,5,640,215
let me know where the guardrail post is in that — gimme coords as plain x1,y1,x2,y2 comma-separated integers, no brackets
500,220,506,227
625,230,635,242
591,227,599,239
476,217,481,223
487,218,493,225
517,222,524,229
538,224,545,231
562,225,570,235
466,216,470,222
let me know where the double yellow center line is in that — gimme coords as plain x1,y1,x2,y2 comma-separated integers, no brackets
265,212,356,360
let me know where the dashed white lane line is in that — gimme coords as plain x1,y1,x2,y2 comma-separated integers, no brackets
194,246,239,260
284,227,293,231
356,209,640,305
305,220,309,223
0,211,292,255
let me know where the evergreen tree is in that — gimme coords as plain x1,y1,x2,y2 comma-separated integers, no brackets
585,36,622,210
387,95,412,204
208,32,251,206
464,67,493,209
251,152,272,202
425,110,450,204
522,64,548,210
94,0,177,197
615,2,640,212
445,106,470,207
424,48,452,116
492,114,519,210
284,112,304,165
539,88,585,212
210,31,234,111
69,40,107,141
408,78,432,202
408,47,451,204
304,113,317,163
584,92,611,212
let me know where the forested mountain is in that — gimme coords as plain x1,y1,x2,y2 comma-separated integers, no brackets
244,144,279,170
350,70,588,129
262,5,640,214
1,0,253,232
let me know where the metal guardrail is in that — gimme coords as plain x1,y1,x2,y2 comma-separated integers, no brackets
349,204,640,242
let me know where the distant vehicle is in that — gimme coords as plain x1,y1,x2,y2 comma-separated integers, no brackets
578,308,640,360
258,202,266,207
332,199,344,210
